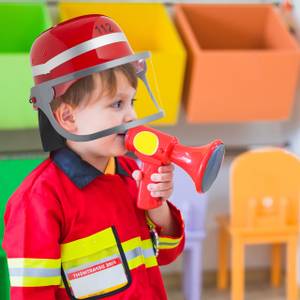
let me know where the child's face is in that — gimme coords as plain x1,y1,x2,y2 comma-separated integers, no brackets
57,70,137,157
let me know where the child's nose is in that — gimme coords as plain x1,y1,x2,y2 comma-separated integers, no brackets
124,108,137,123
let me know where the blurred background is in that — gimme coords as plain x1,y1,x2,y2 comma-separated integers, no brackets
1,0,300,299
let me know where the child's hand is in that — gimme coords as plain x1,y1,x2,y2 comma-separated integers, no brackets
133,164,180,236
132,164,174,201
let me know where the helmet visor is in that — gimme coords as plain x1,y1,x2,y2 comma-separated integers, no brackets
30,52,164,142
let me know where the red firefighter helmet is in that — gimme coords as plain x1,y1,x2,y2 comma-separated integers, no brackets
31,14,136,98
29,14,164,149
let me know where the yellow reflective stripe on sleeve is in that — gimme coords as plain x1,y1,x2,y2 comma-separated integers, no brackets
10,276,61,287
7,258,61,287
146,212,183,251
8,258,61,269
61,227,116,262
159,236,183,250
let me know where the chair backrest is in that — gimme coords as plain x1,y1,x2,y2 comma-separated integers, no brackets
230,148,300,229
0,157,44,241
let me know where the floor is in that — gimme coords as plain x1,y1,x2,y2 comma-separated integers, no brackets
167,284,286,300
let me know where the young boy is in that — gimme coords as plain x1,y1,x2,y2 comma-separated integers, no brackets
3,14,184,300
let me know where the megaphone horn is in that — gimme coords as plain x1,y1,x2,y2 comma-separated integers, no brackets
171,140,225,193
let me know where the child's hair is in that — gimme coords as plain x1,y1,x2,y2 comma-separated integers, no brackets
51,63,137,111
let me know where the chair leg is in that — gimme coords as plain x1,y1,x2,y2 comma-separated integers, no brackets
286,237,297,300
183,241,203,300
231,237,245,300
271,243,281,288
217,225,229,289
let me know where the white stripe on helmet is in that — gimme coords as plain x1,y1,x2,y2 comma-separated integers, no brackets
32,32,129,76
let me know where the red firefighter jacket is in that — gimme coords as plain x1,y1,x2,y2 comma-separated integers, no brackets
3,147,185,300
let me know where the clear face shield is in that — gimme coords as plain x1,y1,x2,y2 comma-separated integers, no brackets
30,52,164,142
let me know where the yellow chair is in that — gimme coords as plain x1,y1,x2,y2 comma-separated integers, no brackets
59,2,186,126
216,148,300,300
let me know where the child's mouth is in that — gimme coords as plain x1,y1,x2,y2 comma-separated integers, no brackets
117,130,127,137
117,133,126,141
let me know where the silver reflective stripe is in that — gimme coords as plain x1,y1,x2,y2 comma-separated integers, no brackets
9,267,61,277
125,247,143,261
125,246,155,260
142,247,156,258
32,32,128,76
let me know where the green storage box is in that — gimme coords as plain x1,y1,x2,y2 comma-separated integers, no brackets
0,3,51,129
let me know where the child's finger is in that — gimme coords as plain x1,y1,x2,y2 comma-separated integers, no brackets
151,172,173,182
158,164,174,173
132,170,143,184
151,189,172,199
147,182,173,192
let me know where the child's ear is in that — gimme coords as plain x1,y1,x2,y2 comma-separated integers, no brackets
53,103,77,132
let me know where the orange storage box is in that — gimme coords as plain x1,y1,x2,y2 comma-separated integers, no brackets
174,4,300,123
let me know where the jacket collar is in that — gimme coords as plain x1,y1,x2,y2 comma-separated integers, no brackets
51,147,130,189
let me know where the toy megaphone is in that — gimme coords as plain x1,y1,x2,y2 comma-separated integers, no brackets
125,126,225,210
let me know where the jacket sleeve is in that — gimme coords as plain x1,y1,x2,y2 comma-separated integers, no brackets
2,186,63,300
146,201,185,266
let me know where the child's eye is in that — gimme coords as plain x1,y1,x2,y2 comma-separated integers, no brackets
111,99,136,109
111,100,123,109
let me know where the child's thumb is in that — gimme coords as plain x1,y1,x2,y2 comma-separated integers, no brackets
132,170,143,187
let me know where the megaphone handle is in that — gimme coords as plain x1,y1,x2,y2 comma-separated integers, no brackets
137,161,162,210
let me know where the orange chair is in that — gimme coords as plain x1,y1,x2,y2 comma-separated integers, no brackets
216,148,300,300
